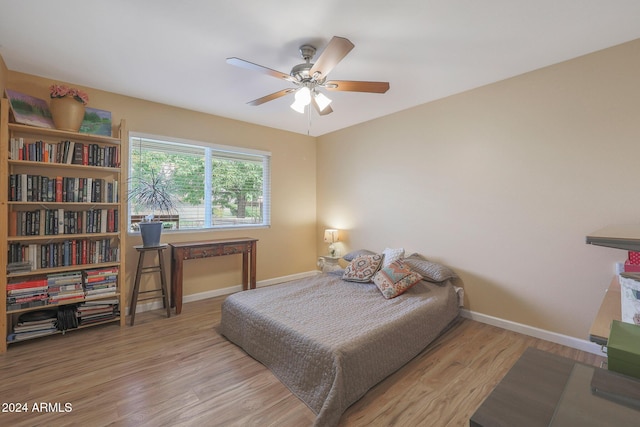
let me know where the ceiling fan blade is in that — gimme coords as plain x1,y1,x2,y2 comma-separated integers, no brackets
311,96,333,116
309,36,354,79
227,57,296,83
324,80,390,93
247,88,297,106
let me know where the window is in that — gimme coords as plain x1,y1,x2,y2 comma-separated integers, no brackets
128,133,270,232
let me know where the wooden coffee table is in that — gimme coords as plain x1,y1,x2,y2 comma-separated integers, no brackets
470,347,640,426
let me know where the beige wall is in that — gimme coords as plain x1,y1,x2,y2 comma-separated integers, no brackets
5,71,317,300
317,39,640,339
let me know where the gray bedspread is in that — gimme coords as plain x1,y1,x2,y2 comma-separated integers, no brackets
220,273,460,427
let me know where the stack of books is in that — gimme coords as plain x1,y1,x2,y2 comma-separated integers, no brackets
83,267,118,299
6,278,48,311
76,299,119,325
7,261,32,274
7,310,58,342
47,272,84,304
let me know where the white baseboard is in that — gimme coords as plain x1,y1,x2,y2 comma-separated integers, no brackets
461,309,605,356
129,270,320,315
129,273,604,356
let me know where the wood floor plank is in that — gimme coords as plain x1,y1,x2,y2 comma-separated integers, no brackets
0,295,605,427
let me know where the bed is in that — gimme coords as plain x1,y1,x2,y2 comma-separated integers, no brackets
220,254,461,427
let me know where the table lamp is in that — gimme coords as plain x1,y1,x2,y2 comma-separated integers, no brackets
324,229,339,257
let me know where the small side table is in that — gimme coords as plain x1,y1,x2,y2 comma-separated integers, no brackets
130,244,171,326
317,255,342,273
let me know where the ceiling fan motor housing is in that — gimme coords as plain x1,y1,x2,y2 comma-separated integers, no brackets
291,45,317,82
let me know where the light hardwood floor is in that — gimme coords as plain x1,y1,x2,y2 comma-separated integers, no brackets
0,296,605,427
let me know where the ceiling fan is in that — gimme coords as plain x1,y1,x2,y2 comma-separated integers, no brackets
226,36,390,115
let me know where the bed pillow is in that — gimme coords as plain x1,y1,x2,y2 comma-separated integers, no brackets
373,260,423,299
403,253,457,282
342,254,383,283
382,247,405,267
342,249,376,262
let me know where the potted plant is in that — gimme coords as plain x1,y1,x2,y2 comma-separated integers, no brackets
128,169,179,247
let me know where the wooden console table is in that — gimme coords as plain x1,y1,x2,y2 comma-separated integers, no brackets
170,238,257,314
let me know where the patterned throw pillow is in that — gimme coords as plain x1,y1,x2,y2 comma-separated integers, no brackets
382,247,405,267
373,260,423,299
342,254,383,283
403,253,457,283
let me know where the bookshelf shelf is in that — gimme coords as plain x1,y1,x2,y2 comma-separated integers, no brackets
0,98,127,353
8,122,121,144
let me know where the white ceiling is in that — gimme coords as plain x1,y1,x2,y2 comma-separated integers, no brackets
1,1,640,137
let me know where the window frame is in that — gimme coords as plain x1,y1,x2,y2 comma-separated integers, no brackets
127,131,271,234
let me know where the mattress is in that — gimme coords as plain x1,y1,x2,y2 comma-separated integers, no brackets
220,272,460,426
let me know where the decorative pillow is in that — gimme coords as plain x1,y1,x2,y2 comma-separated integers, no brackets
382,247,405,267
373,260,423,299
403,253,457,283
342,249,376,262
342,254,383,283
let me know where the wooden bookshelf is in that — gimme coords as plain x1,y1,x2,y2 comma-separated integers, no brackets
0,98,127,353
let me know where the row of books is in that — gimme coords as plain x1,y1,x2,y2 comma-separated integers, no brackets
6,267,119,311
9,174,118,203
7,239,120,270
9,208,118,236
9,138,121,168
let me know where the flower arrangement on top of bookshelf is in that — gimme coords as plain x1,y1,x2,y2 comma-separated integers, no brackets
49,84,89,132
49,84,89,105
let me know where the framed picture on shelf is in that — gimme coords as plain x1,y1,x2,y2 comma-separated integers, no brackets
80,107,112,136
4,89,55,128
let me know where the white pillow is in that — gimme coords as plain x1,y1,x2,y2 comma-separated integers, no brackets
382,247,404,267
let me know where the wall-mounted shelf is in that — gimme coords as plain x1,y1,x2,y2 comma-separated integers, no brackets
586,224,640,252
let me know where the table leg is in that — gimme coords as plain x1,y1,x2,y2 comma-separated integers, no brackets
242,250,249,291
250,241,257,289
158,249,171,318
171,248,183,315
130,251,146,326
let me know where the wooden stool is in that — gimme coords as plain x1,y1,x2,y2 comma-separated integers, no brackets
130,244,171,326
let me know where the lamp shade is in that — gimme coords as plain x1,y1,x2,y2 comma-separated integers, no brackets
324,229,339,243
314,91,332,111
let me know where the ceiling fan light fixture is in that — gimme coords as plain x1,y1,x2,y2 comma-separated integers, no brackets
314,91,332,112
291,87,311,113
290,99,306,113
295,87,311,105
